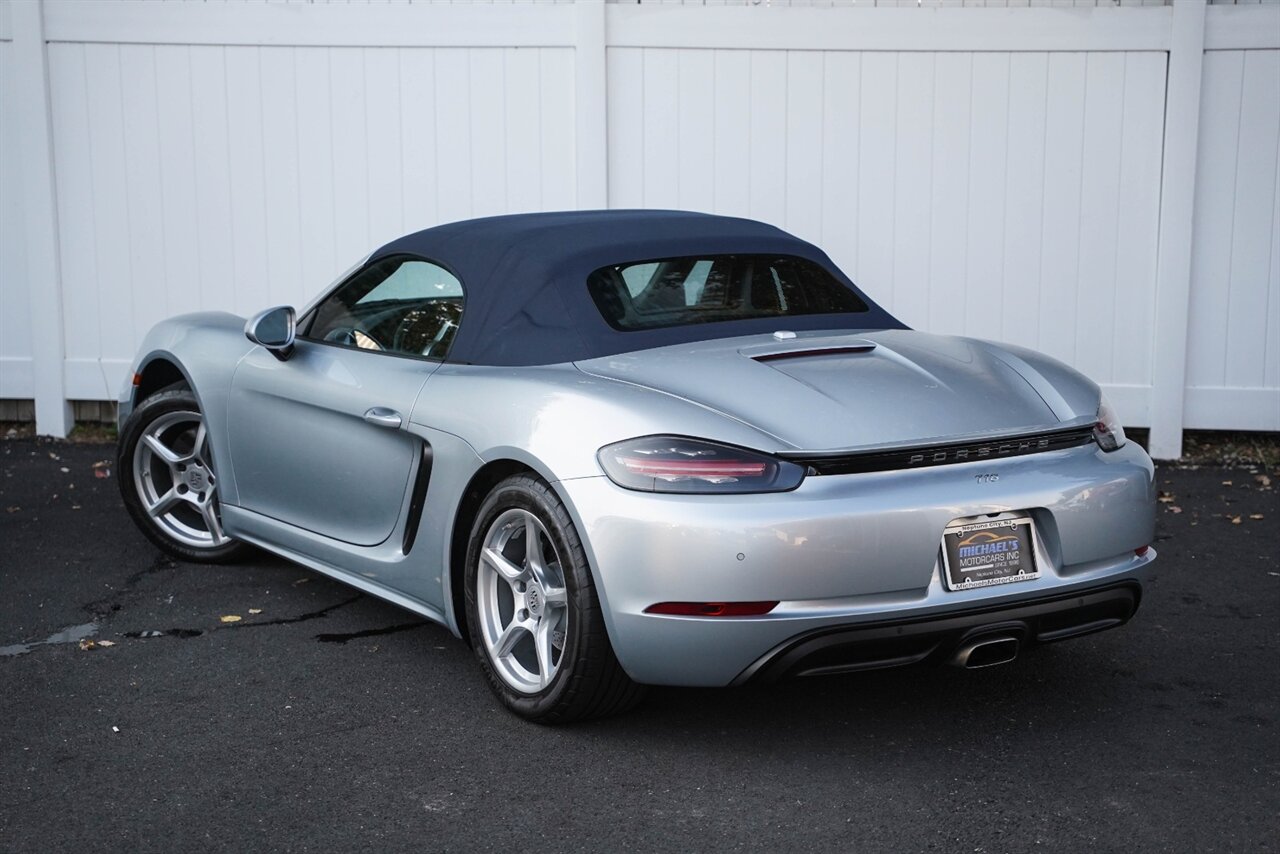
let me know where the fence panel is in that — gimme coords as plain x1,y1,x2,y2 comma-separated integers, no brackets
43,41,579,399
1186,48,1280,431
606,46,1168,424
0,33,35,401
1,0,1278,453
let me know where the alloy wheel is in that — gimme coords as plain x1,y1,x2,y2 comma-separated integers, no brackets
475,508,569,694
131,409,229,549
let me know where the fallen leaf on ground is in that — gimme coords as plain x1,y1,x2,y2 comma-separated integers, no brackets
1257,474,1272,488
1229,515,1242,525
92,460,112,479
97,639,115,647
219,615,242,623
1167,505,1183,514
1158,492,1175,503
248,608,262,615
1249,514,1264,520
1221,480,1233,486
5,506,18,513
79,639,96,650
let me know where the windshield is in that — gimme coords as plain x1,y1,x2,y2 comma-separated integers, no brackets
587,254,868,332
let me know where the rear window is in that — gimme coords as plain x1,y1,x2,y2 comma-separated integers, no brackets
587,254,867,331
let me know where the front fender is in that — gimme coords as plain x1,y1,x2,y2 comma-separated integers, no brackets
118,312,254,505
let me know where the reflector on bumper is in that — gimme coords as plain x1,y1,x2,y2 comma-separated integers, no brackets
645,601,779,617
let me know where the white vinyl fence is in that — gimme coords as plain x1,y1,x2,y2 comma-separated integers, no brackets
1,0,1277,458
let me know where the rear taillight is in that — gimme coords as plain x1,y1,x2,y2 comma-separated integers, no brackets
616,457,767,480
597,436,806,494
1094,394,1127,452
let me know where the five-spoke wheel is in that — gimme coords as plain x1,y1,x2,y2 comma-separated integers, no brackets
475,508,569,693
133,409,228,549
465,474,645,723
118,385,248,562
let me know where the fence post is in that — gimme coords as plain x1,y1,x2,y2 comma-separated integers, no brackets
12,0,70,437
1148,0,1207,460
574,0,608,210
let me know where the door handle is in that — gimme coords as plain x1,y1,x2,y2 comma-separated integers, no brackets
363,407,403,429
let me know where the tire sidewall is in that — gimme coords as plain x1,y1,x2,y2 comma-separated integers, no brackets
464,476,592,720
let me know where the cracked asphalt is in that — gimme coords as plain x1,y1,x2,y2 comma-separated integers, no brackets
1,437,1277,853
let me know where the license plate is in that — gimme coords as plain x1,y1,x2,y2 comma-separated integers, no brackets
941,516,1038,591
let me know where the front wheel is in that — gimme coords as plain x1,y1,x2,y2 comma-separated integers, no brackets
118,387,249,563
464,474,645,723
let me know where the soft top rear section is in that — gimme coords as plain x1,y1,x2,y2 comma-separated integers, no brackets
372,210,904,367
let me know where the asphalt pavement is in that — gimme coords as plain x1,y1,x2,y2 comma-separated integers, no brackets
1,437,1276,853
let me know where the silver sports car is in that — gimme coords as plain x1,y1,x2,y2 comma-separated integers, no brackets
117,210,1156,722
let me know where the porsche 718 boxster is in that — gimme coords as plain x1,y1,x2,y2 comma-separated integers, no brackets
117,210,1156,722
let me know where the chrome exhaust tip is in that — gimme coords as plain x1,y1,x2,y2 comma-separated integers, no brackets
952,635,1020,669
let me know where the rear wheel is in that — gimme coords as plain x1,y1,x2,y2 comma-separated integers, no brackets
465,474,645,723
118,387,249,563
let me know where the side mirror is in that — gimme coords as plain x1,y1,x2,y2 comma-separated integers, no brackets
245,306,296,361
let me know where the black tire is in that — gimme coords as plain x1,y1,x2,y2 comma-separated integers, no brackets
464,474,646,723
118,386,250,564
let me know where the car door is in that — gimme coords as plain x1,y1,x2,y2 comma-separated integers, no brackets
226,255,464,547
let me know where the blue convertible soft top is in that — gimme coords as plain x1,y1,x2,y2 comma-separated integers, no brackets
372,210,905,366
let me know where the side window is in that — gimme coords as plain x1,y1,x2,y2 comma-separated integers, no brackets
304,257,463,360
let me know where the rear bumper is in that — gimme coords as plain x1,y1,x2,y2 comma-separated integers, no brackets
555,440,1156,686
734,581,1142,684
